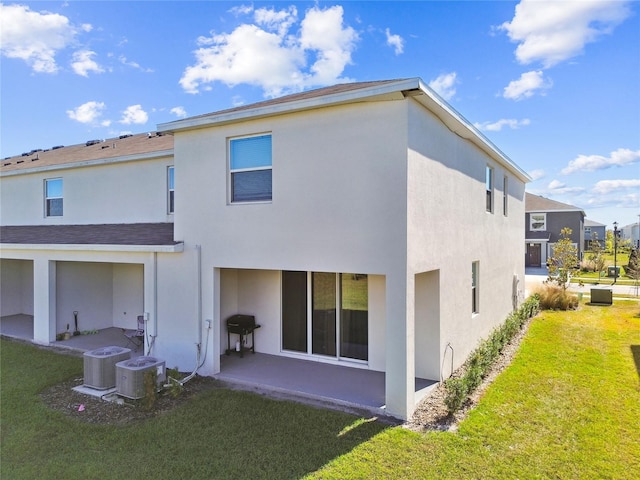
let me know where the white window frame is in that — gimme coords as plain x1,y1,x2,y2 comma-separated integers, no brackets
530,213,547,231
229,133,272,204
472,261,479,315
167,166,175,214
44,178,63,217
503,176,508,216
486,166,494,213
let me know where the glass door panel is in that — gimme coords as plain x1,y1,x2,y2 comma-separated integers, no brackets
312,272,336,356
282,271,307,352
340,274,368,360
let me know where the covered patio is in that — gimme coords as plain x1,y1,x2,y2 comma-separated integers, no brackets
0,314,144,356
216,352,437,418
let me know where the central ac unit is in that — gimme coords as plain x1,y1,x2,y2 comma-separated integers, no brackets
83,346,132,390
115,356,166,399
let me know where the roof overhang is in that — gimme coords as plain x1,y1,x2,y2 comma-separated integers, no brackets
158,78,531,183
0,243,184,253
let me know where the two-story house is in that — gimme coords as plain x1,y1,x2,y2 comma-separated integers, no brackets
525,193,585,267
1,78,530,419
584,219,606,250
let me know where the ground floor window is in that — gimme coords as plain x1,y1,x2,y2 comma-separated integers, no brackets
281,271,368,361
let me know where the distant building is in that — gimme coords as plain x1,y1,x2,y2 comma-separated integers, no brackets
620,221,640,249
584,219,606,250
525,193,585,267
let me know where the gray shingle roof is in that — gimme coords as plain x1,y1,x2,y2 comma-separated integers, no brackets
0,223,177,246
1,132,173,174
525,192,584,213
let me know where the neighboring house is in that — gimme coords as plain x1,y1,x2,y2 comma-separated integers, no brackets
620,222,640,249
525,193,585,267
584,219,606,250
0,78,530,419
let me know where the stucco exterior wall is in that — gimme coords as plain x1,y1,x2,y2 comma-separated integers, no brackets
0,259,33,316
0,156,174,225
407,99,526,381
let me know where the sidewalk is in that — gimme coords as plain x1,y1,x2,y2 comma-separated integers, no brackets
524,267,638,299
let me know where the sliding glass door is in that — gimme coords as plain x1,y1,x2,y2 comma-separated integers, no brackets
282,271,368,361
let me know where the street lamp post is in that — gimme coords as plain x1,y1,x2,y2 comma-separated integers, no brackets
613,221,618,284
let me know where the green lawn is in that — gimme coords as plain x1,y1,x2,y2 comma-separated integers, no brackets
309,301,640,479
2,301,639,479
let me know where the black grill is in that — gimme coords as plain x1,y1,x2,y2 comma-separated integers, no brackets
225,314,261,357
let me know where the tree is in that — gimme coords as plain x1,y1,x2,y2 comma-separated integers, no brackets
547,227,579,290
627,248,640,278
587,232,606,282
627,248,640,297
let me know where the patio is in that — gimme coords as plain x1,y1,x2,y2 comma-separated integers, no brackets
216,351,437,418
0,314,143,356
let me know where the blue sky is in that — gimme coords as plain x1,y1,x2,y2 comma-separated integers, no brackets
1,1,639,228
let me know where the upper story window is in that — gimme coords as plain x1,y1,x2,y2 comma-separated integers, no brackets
503,176,508,216
229,134,272,203
485,166,494,213
530,213,546,231
45,178,63,217
167,166,175,214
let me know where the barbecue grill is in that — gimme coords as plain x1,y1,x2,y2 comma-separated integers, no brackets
225,314,260,357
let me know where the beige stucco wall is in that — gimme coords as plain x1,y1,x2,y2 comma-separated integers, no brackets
406,100,526,386
171,95,526,418
0,156,174,225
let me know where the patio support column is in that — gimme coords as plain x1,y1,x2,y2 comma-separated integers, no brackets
199,267,220,376
32,259,56,345
384,270,415,420
143,253,157,355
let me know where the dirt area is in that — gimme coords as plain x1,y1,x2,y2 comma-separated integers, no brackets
39,316,533,429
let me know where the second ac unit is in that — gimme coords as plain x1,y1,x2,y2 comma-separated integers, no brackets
115,356,166,399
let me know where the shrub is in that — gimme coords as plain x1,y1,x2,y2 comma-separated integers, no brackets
535,283,579,310
443,295,540,414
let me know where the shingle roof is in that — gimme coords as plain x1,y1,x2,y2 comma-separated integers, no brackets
1,132,173,174
162,79,407,125
584,219,606,227
0,223,177,246
525,193,584,213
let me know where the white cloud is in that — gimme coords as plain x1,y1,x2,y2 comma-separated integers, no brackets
500,0,632,68
428,72,458,101
66,101,106,124
385,28,404,55
593,179,640,195
0,4,85,73
547,179,585,195
474,118,531,132
254,5,298,36
119,105,148,125
179,5,358,97
119,55,154,73
561,148,640,174
71,50,104,77
528,169,545,181
170,106,187,118
503,70,551,100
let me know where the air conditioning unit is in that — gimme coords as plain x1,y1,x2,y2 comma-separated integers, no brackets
115,356,166,399
83,346,132,390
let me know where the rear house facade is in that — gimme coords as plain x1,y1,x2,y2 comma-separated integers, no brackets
1,78,529,419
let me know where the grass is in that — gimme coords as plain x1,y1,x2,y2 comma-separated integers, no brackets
308,301,640,479
2,301,640,479
0,341,386,479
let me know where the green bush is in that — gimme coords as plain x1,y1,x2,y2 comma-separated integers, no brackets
444,295,540,415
